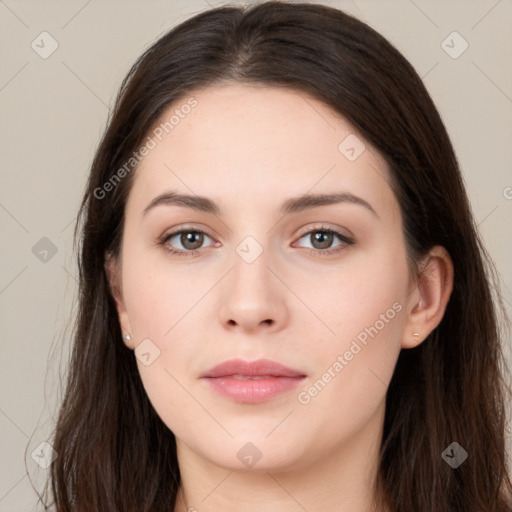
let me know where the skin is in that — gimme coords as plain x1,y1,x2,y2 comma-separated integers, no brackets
106,84,453,512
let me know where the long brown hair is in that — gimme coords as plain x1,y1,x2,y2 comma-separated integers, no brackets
33,2,512,510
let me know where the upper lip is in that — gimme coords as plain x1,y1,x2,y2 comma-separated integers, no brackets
200,358,306,378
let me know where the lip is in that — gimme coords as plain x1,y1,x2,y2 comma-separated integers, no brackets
200,358,305,378
200,358,307,404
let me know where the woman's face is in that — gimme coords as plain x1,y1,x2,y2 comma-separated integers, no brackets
110,84,417,472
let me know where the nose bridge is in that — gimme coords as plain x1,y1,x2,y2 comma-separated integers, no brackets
231,233,274,300
226,207,274,274
218,230,287,332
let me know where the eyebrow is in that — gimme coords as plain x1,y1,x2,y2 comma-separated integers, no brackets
142,190,378,218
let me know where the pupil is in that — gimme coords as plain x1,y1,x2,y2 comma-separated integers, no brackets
183,232,203,250
314,231,332,249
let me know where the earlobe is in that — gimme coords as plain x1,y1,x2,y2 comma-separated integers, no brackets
104,255,135,349
402,246,454,349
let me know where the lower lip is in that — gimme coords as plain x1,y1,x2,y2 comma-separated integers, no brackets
202,376,306,403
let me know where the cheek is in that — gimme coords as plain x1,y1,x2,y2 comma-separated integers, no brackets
294,249,407,435
122,249,188,340
293,240,408,346
121,258,204,434
292,242,407,409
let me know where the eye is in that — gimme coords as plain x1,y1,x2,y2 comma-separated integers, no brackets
158,225,355,259
158,228,217,257
293,225,355,257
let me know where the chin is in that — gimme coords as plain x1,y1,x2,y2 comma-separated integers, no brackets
190,434,312,473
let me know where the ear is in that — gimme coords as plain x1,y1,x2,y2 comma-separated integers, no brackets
401,245,454,349
105,254,135,350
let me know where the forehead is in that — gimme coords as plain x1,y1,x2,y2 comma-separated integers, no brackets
127,84,396,218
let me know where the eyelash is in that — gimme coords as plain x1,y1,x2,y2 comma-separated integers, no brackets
157,225,355,259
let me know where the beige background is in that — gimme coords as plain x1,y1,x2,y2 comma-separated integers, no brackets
1,0,511,510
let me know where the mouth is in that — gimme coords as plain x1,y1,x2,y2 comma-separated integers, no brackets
228,375,280,379
200,358,307,403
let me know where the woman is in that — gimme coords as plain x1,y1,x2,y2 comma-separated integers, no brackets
39,1,512,511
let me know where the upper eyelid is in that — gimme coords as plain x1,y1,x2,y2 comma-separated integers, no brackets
296,224,351,238
164,223,349,237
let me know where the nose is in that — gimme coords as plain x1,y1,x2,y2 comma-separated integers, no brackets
218,249,289,334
